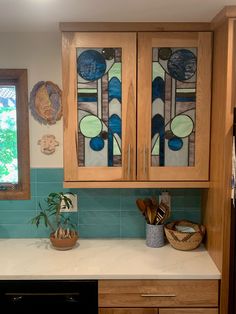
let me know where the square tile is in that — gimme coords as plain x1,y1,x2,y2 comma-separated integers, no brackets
79,224,120,238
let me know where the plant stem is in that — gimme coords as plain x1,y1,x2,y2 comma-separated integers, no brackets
56,204,60,227
46,216,56,233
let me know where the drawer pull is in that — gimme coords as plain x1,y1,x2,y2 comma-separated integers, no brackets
141,294,176,297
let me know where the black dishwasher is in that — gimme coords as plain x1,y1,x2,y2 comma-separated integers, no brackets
0,280,98,313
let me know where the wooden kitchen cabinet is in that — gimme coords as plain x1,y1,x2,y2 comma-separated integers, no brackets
99,309,218,314
99,309,158,314
159,309,218,314
62,27,212,188
137,32,212,181
98,280,219,313
62,32,136,182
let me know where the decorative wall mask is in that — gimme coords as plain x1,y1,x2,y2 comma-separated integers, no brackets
29,81,62,125
38,134,59,155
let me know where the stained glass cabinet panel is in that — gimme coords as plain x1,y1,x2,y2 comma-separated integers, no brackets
137,32,212,181
62,31,211,185
62,32,136,182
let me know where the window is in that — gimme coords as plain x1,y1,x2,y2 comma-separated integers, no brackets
0,69,30,199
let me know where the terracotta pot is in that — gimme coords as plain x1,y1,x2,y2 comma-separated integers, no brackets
50,233,78,250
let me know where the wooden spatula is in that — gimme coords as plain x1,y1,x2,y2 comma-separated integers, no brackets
156,201,170,225
136,198,146,215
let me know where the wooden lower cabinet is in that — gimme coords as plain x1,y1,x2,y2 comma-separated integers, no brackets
159,309,218,314
98,280,219,314
99,309,218,314
99,309,158,314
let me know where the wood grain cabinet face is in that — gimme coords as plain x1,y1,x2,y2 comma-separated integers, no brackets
159,309,218,314
137,32,212,181
98,280,219,308
62,32,136,182
99,309,158,314
62,31,212,184
99,309,218,314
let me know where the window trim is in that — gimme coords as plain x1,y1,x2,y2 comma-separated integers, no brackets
0,69,30,200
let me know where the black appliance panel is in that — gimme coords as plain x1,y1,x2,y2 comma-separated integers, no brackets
0,280,98,314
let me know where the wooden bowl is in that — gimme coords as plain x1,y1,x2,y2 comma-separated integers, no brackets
164,220,205,251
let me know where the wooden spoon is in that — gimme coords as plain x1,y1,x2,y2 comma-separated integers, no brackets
144,198,153,208
150,205,157,224
146,206,152,224
136,199,146,215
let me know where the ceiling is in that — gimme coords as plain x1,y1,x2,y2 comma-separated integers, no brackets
0,0,236,32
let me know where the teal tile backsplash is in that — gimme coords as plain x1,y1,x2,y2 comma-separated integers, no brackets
0,168,202,238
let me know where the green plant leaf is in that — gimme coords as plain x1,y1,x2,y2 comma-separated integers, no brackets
29,191,76,235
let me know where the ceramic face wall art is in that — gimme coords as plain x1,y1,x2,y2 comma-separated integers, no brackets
29,81,62,125
38,134,59,155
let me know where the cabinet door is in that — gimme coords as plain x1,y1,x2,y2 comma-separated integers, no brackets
159,309,218,314
137,32,212,181
99,309,158,314
62,32,136,181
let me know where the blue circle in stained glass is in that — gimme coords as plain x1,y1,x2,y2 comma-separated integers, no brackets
77,50,106,81
90,136,104,151
168,137,183,151
167,49,196,81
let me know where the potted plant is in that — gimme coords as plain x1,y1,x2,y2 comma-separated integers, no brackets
30,192,78,250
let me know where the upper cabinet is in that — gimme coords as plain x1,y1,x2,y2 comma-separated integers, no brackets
62,30,212,187
62,32,136,182
137,32,212,181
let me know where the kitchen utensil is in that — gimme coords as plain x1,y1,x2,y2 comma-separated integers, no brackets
148,205,158,225
136,197,170,225
152,206,158,224
151,196,158,207
144,198,153,209
156,201,170,225
136,198,146,215
145,206,152,224
136,198,150,223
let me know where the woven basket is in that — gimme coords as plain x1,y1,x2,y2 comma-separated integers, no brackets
164,220,205,251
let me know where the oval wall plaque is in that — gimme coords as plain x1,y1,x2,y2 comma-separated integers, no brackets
29,81,62,125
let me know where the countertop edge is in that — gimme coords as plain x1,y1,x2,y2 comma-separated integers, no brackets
0,275,221,280
0,239,221,280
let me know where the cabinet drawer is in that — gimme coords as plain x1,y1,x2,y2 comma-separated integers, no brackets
98,280,219,308
99,309,158,314
159,309,218,314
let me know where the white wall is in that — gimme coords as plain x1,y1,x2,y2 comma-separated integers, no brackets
0,32,63,167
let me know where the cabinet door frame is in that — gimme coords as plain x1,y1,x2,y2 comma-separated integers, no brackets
137,32,212,181
62,32,136,182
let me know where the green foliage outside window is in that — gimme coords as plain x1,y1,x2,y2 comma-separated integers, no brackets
0,95,18,183
0,70,29,199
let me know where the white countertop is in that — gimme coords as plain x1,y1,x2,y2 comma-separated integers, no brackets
0,239,221,280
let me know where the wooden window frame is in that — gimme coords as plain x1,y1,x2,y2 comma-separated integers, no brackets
0,69,30,200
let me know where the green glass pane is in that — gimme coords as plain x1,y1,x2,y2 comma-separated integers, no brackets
109,63,121,81
171,114,194,138
80,115,102,138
